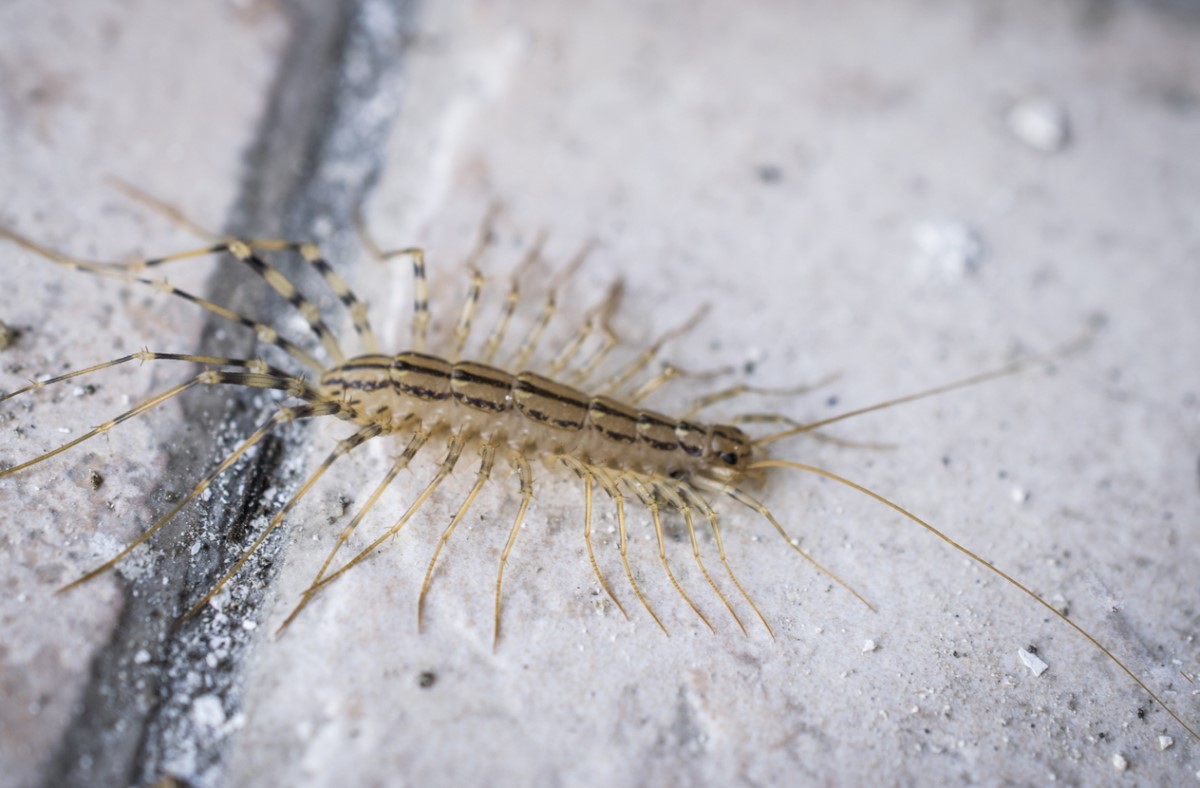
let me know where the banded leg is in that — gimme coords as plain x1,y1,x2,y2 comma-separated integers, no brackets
509,241,595,370
694,477,876,612
305,434,467,593
1,350,299,405
564,281,625,386
629,363,735,406
559,457,627,619
0,228,326,372
418,442,497,630
58,400,347,593
481,231,547,364
599,305,710,397
734,413,896,450
2,367,322,480
683,373,841,419
592,468,668,635
277,429,431,632
653,481,746,635
112,178,378,355
448,205,505,361
493,449,534,650
676,484,774,637
184,421,385,618
622,475,714,633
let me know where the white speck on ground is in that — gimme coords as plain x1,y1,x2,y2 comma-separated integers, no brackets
1111,752,1128,772
1018,648,1049,677
1007,97,1070,153
912,220,984,280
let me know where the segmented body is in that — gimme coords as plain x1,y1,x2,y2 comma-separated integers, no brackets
321,352,751,479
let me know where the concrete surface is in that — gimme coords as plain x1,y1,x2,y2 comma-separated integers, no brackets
2,1,1199,786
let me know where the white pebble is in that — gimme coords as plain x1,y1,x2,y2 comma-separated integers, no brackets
1111,752,1128,772
1018,648,1049,677
1158,735,1173,751
912,220,984,280
862,639,878,653
1007,97,1070,153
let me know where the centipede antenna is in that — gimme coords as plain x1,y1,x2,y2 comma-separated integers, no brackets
754,332,1097,448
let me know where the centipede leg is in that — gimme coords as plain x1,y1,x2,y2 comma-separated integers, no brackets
695,477,876,612
559,457,628,619
59,400,348,593
678,484,774,638
185,421,386,618
418,442,496,630
623,474,714,633
592,468,668,635
493,449,534,651
655,480,746,635
303,434,466,595
276,429,430,633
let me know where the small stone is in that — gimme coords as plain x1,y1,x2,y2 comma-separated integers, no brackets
862,639,878,653
1018,648,1049,677
1111,752,1128,772
1007,97,1070,153
1158,735,1174,751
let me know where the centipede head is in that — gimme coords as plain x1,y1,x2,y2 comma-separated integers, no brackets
708,424,754,471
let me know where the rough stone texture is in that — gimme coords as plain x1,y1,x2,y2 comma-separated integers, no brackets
2,1,1199,786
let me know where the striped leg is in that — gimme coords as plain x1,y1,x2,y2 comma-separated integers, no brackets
58,400,348,593
2,366,322,480
509,241,595,370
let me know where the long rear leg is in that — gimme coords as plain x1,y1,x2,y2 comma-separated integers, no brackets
59,400,348,592
0,227,327,372
2,366,320,479
110,178,379,356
